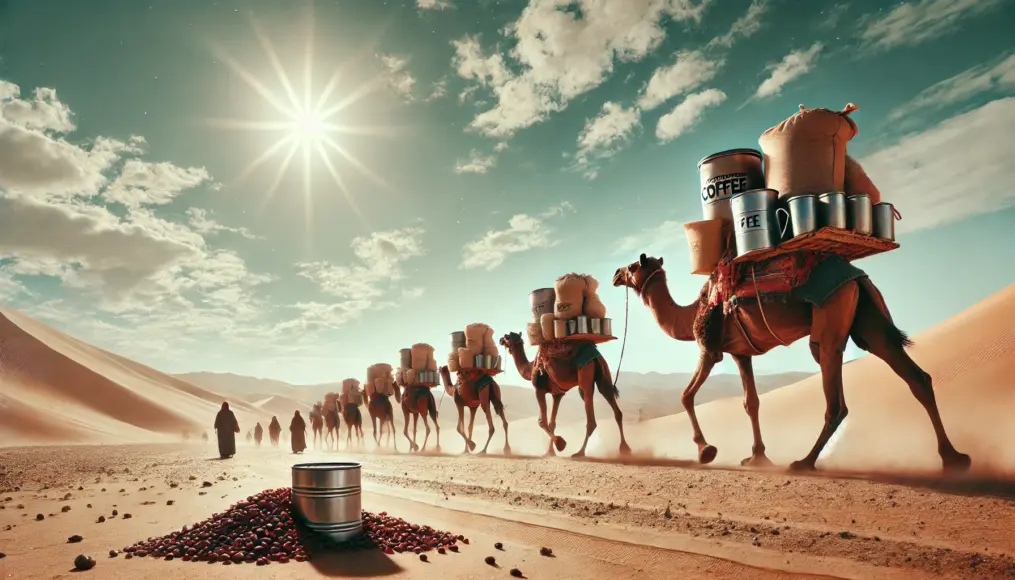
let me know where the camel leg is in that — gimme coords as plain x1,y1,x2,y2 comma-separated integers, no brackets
733,354,772,467
852,307,971,472
683,354,718,464
594,357,630,455
403,408,415,452
479,400,496,454
421,414,431,452
535,388,556,456
491,389,511,455
572,364,599,458
455,403,470,453
467,406,478,448
412,413,420,451
548,393,564,451
790,284,858,471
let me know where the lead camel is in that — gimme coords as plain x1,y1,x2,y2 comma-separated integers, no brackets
612,253,971,472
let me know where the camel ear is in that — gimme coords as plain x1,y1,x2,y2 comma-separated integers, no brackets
658,257,664,266
639,253,648,266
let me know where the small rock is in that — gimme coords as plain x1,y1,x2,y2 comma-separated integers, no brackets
35,514,44,521
0,552,6,559
839,531,855,539
494,542,504,550
62,506,71,512
15,504,23,509
68,535,83,543
485,555,497,566
419,554,428,562
510,568,524,578
202,481,212,488
122,513,132,520
771,529,780,535
540,546,554,557
166,500,174,506
86,504,92,508
437,547,446,555
96,516,106,523
109,550,118,558
111,510,118,517
73,554,96,571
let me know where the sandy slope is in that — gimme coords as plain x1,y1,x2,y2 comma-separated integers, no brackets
1,444,1012,580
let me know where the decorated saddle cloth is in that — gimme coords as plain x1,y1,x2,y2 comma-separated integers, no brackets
694,253,868,354
403,385,431,411
369,393,392,415
532,339,602,396
456,371,494,408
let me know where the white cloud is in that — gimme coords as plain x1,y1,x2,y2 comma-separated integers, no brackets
453,149,498,174
103,159,211,207
291,227,426,329
0,80,75,133
706,0,769,49
638,50,724,111
754,43,823,99
417,0,453,9
450,0,709,138
613,219,687,257
427,78,448,101
859,0,1003,51
379,54,417,102
859,97,1015,234
818,3,850,30
888,52,1015,120
186,208,259,240
655,89,726,143
573,102,642,179
461,202,574,271
493,141,509,153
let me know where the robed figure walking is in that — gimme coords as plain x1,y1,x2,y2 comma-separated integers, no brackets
290,410,308,454
253,422,264,446
214,402,240,459
268,416,281,447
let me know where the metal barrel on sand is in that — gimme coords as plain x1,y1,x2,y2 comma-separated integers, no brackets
291,462,363,542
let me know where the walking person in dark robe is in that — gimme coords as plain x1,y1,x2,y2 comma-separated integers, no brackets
290,410,308,454
213,402,240,459
246,430,252,444
254,422,263,446
268,416,281,447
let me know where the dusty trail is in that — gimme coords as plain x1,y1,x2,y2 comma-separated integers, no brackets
1,444,1013,580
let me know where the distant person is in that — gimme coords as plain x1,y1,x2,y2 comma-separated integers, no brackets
290,410,308,454
268,416,281,447
213,402,240,459
246,430,253,444
254,422,264,446
202,431,209,443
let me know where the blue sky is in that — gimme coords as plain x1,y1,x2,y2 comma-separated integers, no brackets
0,0,1013,385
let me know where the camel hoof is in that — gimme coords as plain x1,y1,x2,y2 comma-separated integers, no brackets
553,436,567,452
943,452,972,473
478,450,488,456
618,443,632,457
740,454,773,468
503,446,512,456
698,444,718,465
571,450,586,458
788,460,815,472
542,449,556,458
468,440,477,452
434,445,441,453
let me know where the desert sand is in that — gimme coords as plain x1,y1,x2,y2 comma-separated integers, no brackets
1,284,1015,578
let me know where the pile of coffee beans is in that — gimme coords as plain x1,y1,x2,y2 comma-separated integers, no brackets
122,487,465,565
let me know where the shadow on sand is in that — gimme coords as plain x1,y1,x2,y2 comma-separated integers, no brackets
309,548,402,577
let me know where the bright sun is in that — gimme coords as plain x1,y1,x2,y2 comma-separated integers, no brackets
204,9,392,230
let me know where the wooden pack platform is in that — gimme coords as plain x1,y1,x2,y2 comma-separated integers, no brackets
559,334,616,345
458,367,503,377
403,382,439,388
733,227,899,264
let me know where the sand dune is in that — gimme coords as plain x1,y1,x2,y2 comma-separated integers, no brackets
582,283,1015,473
0,308,263,446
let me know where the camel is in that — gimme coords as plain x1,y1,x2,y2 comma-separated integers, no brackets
400,381,440,453
500,333,630,458
367,387,400,451
612,253,972,473
438,366,511,455
339,396,365,448
323,394,340,451
309,403,324,449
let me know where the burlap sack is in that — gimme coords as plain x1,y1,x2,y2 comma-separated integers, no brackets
583,294,607,318
426,355,438,372
447,351,460,372
759,104,859,198
526,322,544,346
583,275,600,296
410,343,434,371
405,369,417,384
843,154,882,204
540,312,556,341
482,327,498,355
373,377,394,397
554,274,585,319
464,323,489,350
324,392,340,409
458,346,478,369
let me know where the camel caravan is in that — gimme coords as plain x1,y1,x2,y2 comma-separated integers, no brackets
223,103,971,475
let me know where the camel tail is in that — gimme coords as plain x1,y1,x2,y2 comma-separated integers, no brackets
594,357,620,399
426,391,438,422
853,278,914,351
491,393,505,417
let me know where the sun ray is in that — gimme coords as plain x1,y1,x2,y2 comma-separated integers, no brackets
302,143,313,252
316,77,386,121
303,3,315,113
321,122,404,138
249,17,304,114
322,136,390,190
206,118,295,131
256,140,301,216
210,43,296,118
225,136,297,191
315,141,366,222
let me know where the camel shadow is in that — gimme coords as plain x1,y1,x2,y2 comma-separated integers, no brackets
309,548,402,577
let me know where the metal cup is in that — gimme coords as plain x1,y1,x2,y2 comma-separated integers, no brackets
786,194,818,238
847,194,873,235
872,202,898,241
817,192,847,229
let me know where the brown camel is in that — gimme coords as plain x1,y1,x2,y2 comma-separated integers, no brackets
500,333,630,458
400,381,440,453
309,403,324,449
439,366,511,455
367,385,400,451
612,253,971,473
322,393,340,451
339,391,365,448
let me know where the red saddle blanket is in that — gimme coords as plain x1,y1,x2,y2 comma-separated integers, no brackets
705,253,824,310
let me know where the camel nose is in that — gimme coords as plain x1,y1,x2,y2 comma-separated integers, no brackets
612,268,625,286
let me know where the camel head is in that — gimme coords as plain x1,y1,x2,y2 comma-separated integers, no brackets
613,253,665,293
499,331,524,350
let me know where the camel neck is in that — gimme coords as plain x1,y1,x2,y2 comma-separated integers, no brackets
642,271,697,342
508,343,533,381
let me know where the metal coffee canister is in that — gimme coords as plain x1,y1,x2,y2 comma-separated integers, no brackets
530,288,556,321
817,192,847,229
600,318,613,337
567,315,590,336
872,202,900,241
399,348,412,370
697,149,765,224
589,318,602,334
450,331,466,350
553,319,568,339
730,189,786,258
786,194,818,238
847,194,873,236
291,462,363,542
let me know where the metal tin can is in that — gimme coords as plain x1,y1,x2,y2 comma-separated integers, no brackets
399,348,412,369
847,194,873,236
786,194,818,238
530,288,556,321
567,316,590,336
872,202,898,241
817,191,847,229
450,331,466,350
731,188,782,257
601,318,613,336
589,318,602,334
474,354,485,368
553,319,568,339
698,149,766,224
291,462,363,542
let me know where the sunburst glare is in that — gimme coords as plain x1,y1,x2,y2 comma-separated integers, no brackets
205,6,396,239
